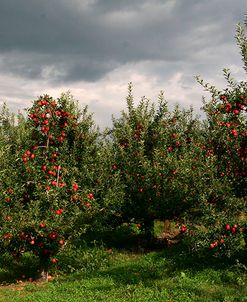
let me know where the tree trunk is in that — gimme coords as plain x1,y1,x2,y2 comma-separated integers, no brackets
37,268,48,282
36,258,49,282
143,218,154,247
163,219,171,233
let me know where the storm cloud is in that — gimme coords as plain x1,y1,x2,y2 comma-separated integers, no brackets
0,0,246,127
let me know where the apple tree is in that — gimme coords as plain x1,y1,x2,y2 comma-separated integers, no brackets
0,94,99,281
107,84,206,243
191,17,247,256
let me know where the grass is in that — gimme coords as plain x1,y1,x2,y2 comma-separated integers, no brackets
1,242,247,302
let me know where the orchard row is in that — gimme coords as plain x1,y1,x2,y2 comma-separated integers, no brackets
0,60,247,283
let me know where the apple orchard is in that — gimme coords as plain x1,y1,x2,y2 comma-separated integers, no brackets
0,20,247,281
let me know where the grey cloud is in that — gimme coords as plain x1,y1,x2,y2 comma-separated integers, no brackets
0,0,246,83
0,52,119,83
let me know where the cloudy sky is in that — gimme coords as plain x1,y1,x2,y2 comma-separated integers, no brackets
0,0,246,128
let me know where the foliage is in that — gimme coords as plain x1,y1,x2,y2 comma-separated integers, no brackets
0,94,100,278
190,16,247,257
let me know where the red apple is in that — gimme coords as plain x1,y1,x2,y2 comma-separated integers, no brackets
231,227,236,234
180,225,187,233
225,225,231,231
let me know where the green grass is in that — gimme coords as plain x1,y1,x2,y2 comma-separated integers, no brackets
1,244,247,302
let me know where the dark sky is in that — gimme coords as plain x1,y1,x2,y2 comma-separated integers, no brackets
0,0,246,127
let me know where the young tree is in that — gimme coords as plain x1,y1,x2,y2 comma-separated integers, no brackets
191,15,247,256
108,84,205,243
0,94,99,281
